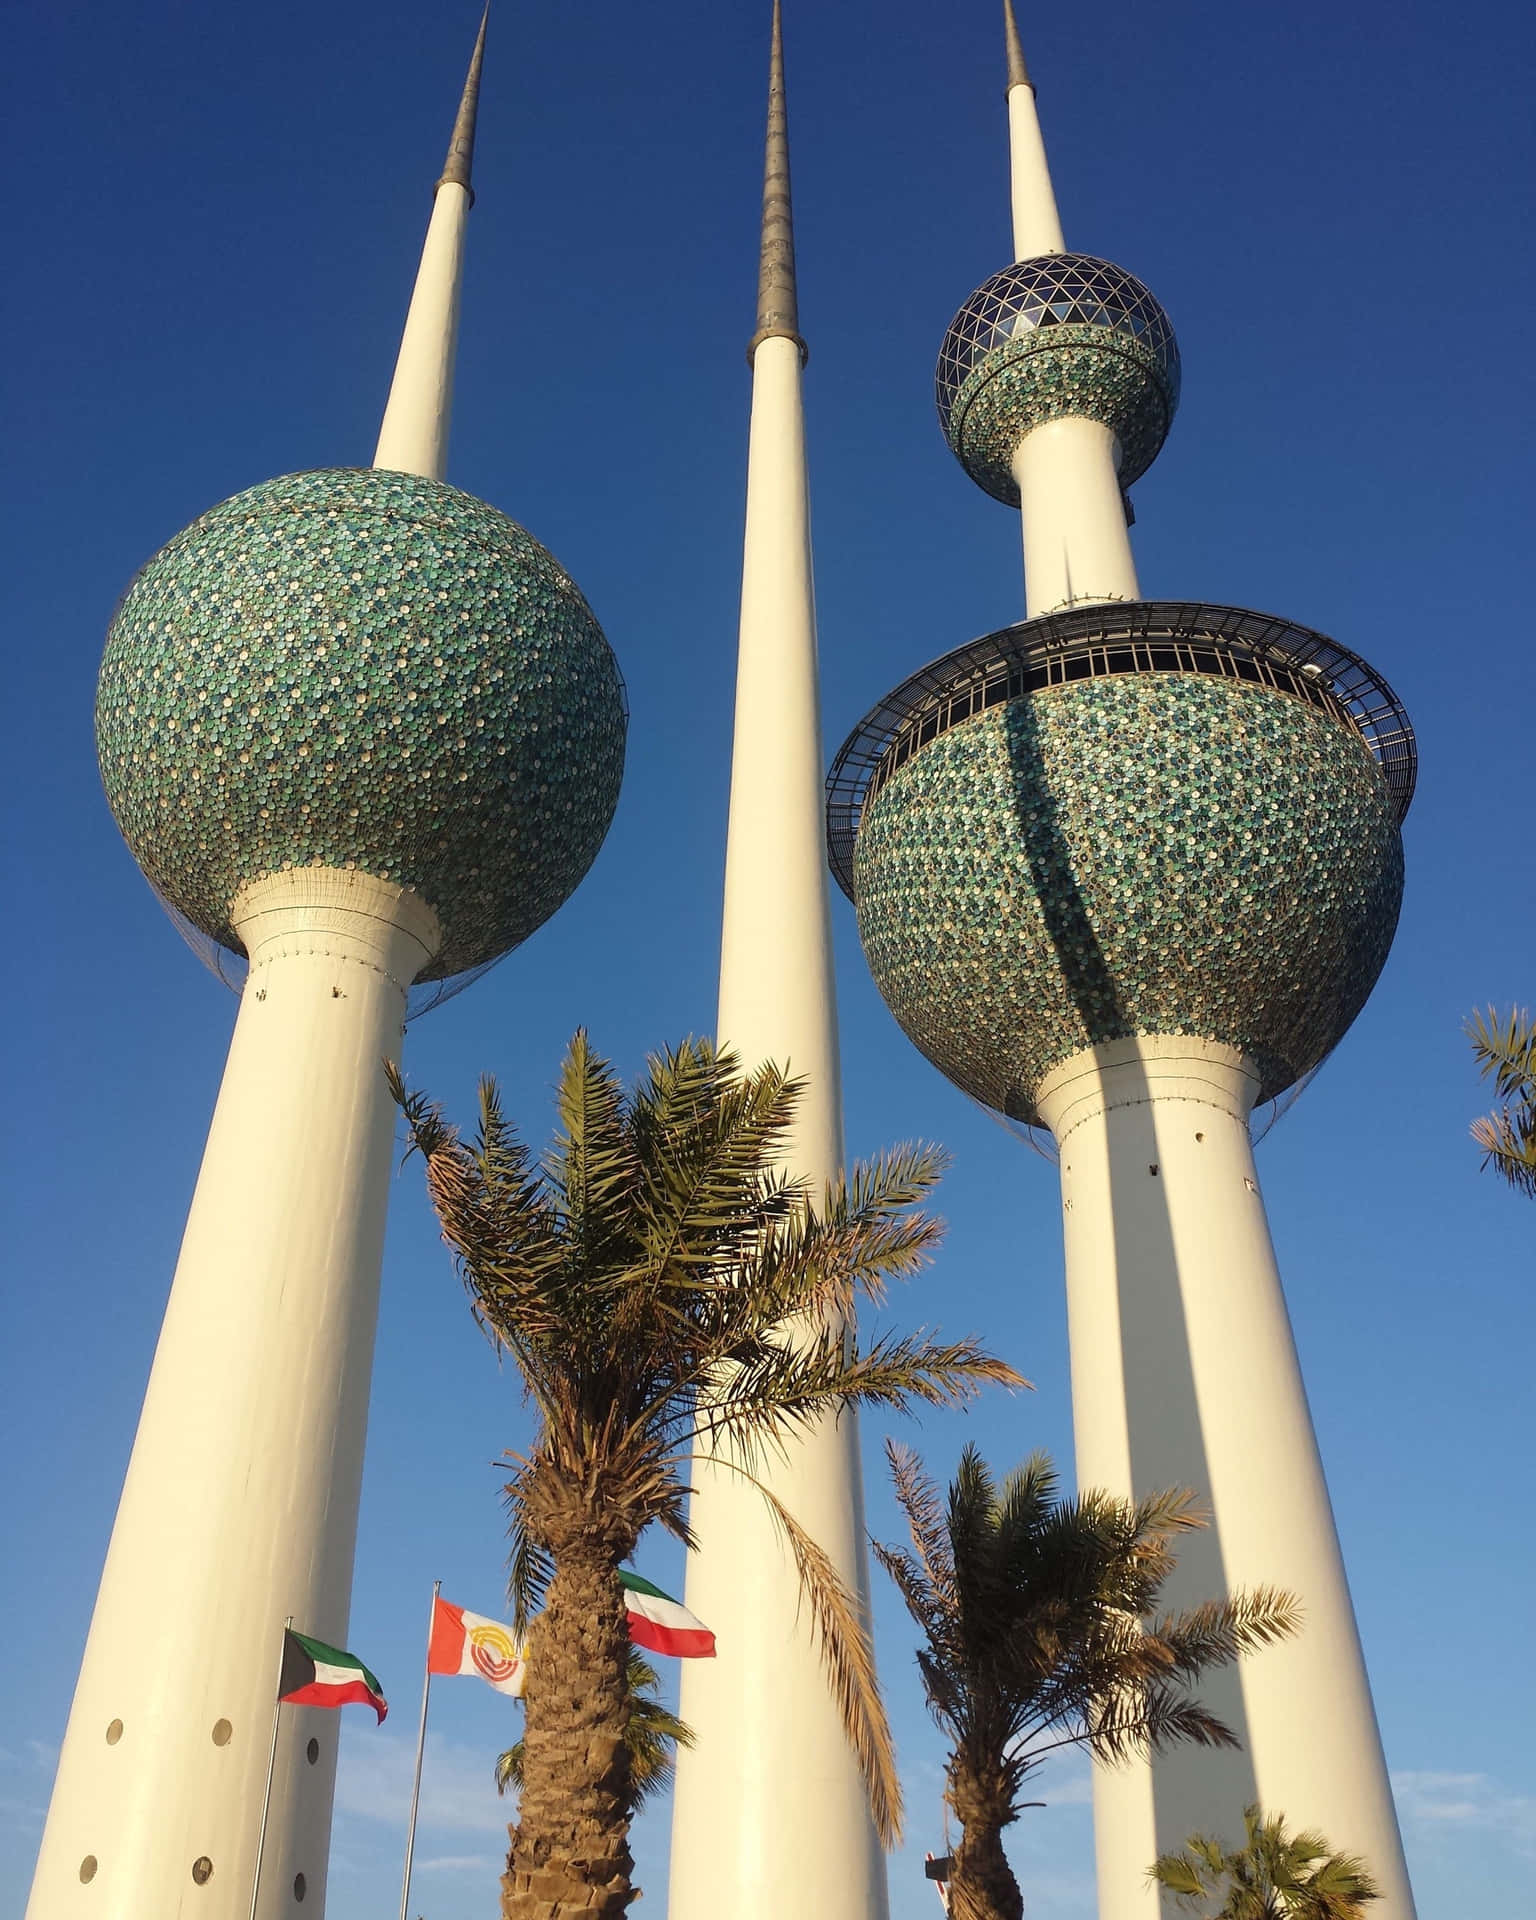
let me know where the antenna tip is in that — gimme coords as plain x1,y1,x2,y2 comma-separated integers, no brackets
438,5,490,202
1003,0,1032,91
752,0,806,363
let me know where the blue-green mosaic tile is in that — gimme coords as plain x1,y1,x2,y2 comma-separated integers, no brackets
851,674,1403,1121
96,468,626,980
948,325,1175,505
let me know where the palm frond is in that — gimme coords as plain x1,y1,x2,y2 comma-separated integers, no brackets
886,1439,958,1602
1470,1108,1536,1196
1467,1006,1536,1197
1151,1805,1381,1915
549,1030,638,1248
1149,1586,1303,1679
503,1463,554,1639
749,1479,903,1848
1467,1004,1536,1099
698,1329,1025,1468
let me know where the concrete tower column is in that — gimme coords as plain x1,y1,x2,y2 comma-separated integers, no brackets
27,873,439,1920
1013,417,1140,617
1036,1038,1416,1920
669,9,886,1918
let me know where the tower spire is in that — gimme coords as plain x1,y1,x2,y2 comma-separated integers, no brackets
373,7,490,480
1003,0,1031,90
1002,2,1064,259
439,3,489,199
670,9,882,1919
750,0,805,360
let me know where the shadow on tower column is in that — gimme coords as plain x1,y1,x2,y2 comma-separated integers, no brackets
1005,690,1260,1865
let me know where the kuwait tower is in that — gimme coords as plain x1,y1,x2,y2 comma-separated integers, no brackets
826,7,1419,1917
669,9,887,1920
27,15,625,1918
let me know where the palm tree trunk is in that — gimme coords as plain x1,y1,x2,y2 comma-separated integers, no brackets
502,1537,636,1918
947,1763,1023,1920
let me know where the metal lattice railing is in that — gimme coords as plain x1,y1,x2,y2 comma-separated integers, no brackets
826,600,1417,900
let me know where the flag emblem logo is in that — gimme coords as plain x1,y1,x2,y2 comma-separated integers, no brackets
428,1597,527,1697
468,1620,521,1686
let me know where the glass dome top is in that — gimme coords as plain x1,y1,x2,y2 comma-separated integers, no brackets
936,252,1180,434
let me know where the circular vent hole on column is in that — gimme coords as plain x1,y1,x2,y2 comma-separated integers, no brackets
104,1719,123,1745
211,1719,232,1747
306,1737,320,1764
191,1856,213,1886
79,1856,98,1883
294,1872,308,1901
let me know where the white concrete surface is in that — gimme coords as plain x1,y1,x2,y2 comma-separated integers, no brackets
1035,1036,1418,1920
668,332,886,1920
372,180,470,482
26,869,441,1920
1012,415,1140,617
1007,81,1066,261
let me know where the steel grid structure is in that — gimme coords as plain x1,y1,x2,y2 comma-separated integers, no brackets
827,600,1416,899
935,252,1180,434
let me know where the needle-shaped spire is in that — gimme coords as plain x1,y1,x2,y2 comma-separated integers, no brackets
749,0,806,363
373,8,490,481
439,3,489,202
1004,0,1032,90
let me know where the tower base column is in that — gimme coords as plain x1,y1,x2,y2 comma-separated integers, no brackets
27,868,439,1920
1034,1036,1416,1920
1012,416,1139,617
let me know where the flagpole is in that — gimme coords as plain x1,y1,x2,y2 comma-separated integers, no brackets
397,1579,440,1920
249,1615,294,1920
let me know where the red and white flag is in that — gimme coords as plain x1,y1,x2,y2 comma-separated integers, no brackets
427,1598,526,1697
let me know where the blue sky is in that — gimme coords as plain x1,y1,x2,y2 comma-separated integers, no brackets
2,1,1532,1916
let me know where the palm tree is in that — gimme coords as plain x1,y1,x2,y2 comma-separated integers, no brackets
390,1034,1021,1920
874,1445,1300,1920
1467,1005,1536,1197
495,1649,691,1814
1151,1803,1381,1916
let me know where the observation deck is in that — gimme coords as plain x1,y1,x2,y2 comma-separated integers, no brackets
828,600,1416,899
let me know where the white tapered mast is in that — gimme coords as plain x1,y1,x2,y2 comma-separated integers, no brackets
1001,1,1139,615
1003,0,1064,259
373,6,488,479
669,9,884,1919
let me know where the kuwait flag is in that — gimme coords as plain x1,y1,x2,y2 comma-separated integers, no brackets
278,1629,388,1722
427,1598,527,1698
621,1570,715,1659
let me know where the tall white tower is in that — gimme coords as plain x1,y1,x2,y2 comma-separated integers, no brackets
668,9,887,1919
27,17,626,1917
826,6,1419,1916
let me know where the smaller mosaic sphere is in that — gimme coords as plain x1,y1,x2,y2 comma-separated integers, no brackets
850,673,1403,1122
936,254,1180,505
97,468,627,980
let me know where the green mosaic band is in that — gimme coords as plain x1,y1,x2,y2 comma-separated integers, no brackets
946,324,1176,504
850,673,1404,1122
97,467,627,980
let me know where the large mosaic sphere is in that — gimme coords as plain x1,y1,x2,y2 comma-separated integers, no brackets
97,468,627,980
936,254,1180,505
844,666,1404,1123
